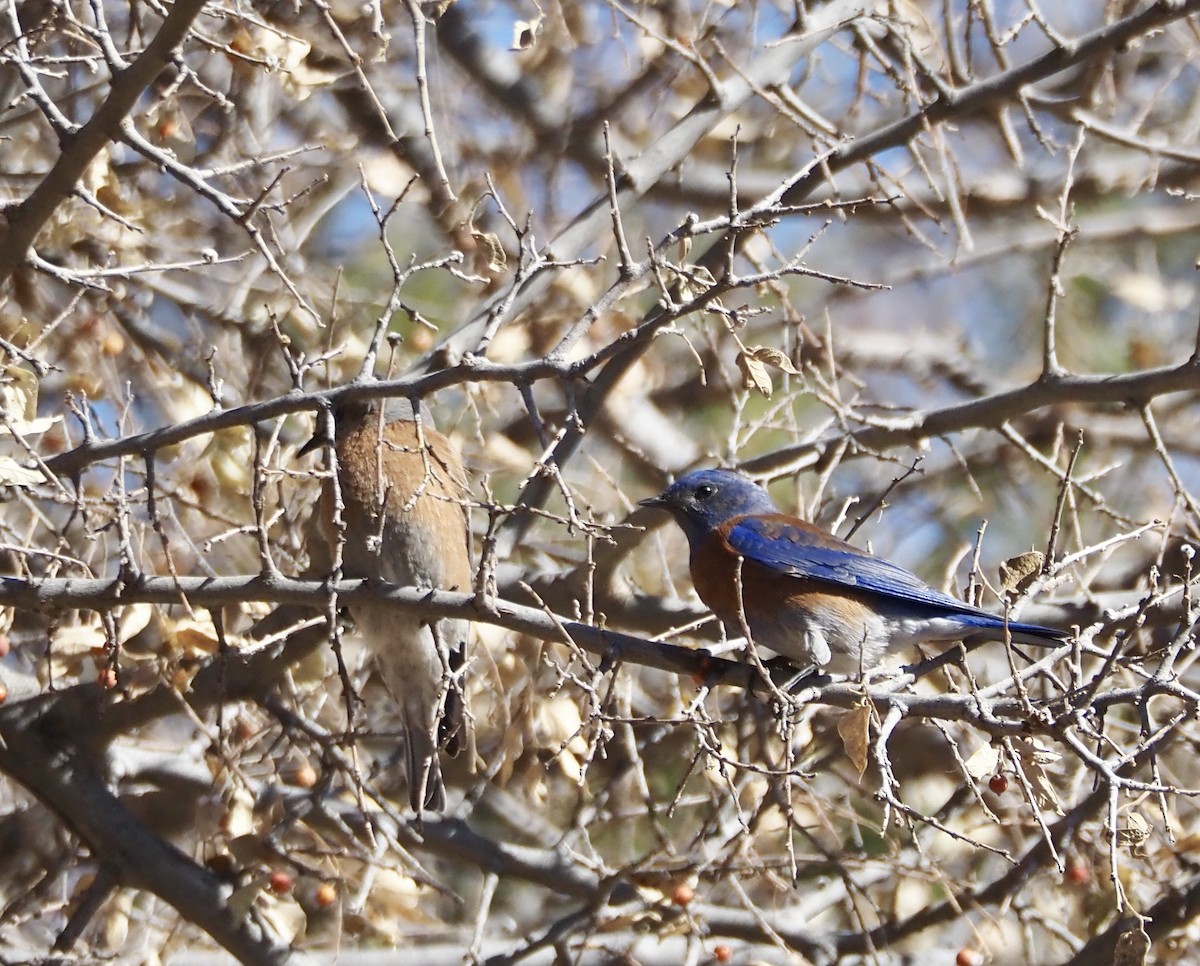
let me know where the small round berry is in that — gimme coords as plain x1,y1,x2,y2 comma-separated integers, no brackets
291,763,319,789
268,871,293,895
1065,861,1091,885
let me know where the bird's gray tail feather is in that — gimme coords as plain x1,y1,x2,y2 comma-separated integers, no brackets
404,721,446,813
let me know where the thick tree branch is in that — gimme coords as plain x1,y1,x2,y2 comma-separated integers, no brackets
0,574,1179,750
0,693,292,964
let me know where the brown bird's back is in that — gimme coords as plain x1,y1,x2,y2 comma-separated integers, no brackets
311,401,472,812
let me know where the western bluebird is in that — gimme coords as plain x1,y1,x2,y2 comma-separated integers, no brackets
302,398,472,812
639,469,1067,675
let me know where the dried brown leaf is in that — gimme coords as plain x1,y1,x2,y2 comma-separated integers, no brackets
1012,737,1063,814
838,701,872,778
0,457,43,486
742,344,801,375
964,743,1001,780
999,551,1044,596
1113,925,1151,966
1114,811,1151,849
473,230,508,274
0,364,37,423
736,351,773,397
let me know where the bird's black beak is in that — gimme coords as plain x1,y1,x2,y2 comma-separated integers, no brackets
638,494,667,510
297,427,330,458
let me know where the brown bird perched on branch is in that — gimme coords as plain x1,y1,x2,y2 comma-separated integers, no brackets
301,398,472,813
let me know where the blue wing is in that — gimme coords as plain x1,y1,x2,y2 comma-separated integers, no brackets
725,514,1064,640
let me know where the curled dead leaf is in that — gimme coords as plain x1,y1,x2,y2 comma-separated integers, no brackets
259,893,306,944
0,414,60,437
837,701,872,778
1113,924,1151,966
1112,811,1151,849
164,614,221,656
472,230,508,274
963,743,1001,781
736,345,801,397
742,344,801,375
736,351,773,397
1011,737,1063,814
673,265,716,304
0,457,43,486
117,604,154,644
0,363,37,423
999,551,1044,596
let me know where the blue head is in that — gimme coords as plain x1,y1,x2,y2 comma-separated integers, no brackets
639,469,779,545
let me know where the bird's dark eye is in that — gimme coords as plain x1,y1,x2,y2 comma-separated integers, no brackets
694,483,716,501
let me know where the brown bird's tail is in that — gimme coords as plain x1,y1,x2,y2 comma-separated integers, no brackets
438,625,468,759
402,713,446,813
404,618,469,813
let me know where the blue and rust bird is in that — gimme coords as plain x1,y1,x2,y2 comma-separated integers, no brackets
640,469,1067,675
